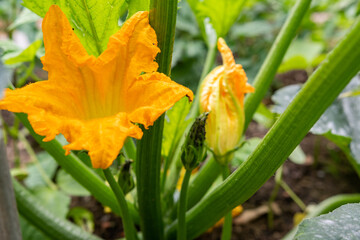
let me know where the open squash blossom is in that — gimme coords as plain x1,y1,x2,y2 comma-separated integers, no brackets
0,6,193,169
200,38,254,164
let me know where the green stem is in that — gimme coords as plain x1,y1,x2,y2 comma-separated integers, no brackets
267,167,282,229
187,156,221,208
0,114,8,144
243,0,312,131
136,118,164,240
177,169,192,240
30,72,43,82
280,180,306,212
18,130,57,190
150,0,177,76
16,60,35,88
282,194,360,240
16,113,140,223
103,169,138,240
11,117,21,167
163,153,183,208
165,14,360,240
123,138,136,160
221,166,232,240
169,156,221,220
189,44,217,118
135,0,178,239
12,178,101,240
8,0,17,38
13,139,20,168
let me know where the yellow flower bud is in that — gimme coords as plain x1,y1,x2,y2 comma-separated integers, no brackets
200,38,254,164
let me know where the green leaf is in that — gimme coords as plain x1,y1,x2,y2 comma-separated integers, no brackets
56,169,91,196
30,187,71,219
271,84,302,114
24,151,58,189
22,0,59,17
278,39,324,73
162,97,192,157
289,145,306,164
295,203,360,240
13,178,102,240
231,138,262,167
10,168,29,181
272,76,360,173
67,207,95,233
253,103,276,128
23,0,126,56
230,20,274,38
0,40,21,55
8,8,41,30
187,0,246,42
340,84,360,97
231,137,306,166
4,40,42,65
277,56,308,73
127,0,149,18
166,7,360,239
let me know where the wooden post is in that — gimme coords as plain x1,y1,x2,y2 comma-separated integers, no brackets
0,132,22,240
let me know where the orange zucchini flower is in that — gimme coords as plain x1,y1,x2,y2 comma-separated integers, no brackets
0,6,193,169
200,38,254,164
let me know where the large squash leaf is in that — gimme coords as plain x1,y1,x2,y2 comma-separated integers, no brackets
187,0,246,44
295,203,360,240
23,0,126,56
126,0,149,18
272,75,360,175
162,97,192,158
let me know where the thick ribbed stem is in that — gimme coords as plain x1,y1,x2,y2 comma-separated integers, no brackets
135,1,178,239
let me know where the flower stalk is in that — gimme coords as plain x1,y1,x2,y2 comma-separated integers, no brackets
103,168,138,240
221,166,232,240
243,0,312,131
177,169,192,240
178,113,208,239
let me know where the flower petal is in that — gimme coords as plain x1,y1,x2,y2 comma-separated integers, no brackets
1,6,192,169
0,81,82,141
41,5,94,78
126,72,194,128
0,81,84,121
94,11,160,101
63,113,142,169
200,66,223,112
0,82,143,169
218,38,236,71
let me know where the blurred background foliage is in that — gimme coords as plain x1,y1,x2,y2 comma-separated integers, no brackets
0,0,359,90
172,0,359,90
1,0,360,238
